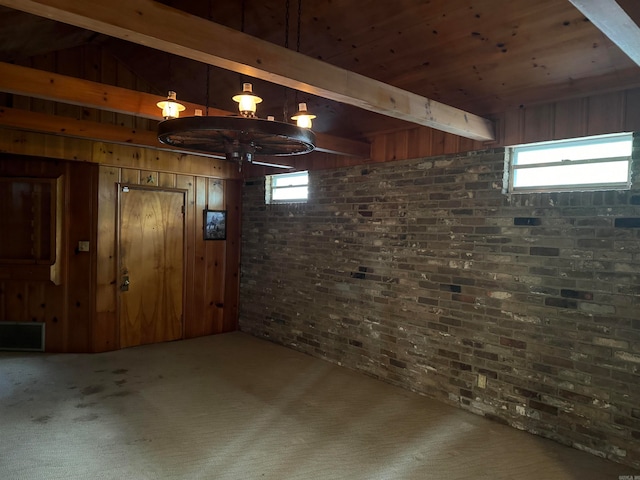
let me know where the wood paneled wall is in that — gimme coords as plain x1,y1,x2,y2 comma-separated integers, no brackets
0,154,241,353
3,44,157,131
365,87,640,163
93,165,241,352
500,89,640,146
0,156,97,353
0,127,241,180
245,85,640,175
368,127,486,163
0,43,242,352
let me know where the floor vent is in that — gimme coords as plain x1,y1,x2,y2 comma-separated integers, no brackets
0,322,45,351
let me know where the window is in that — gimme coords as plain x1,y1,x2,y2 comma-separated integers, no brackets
506,133,633,192
266,171,309,204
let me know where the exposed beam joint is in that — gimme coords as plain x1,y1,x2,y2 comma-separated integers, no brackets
568,0,640,67
0,0,495,141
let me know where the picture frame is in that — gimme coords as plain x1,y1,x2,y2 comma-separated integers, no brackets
203,209,227,240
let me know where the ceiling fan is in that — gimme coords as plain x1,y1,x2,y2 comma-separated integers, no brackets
157,114,316,170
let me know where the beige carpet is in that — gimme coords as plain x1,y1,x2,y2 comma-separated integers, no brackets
0,332,635,479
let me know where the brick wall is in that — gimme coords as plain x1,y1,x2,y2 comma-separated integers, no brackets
240,140,640,468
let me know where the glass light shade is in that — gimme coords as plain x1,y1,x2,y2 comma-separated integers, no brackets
232,83,262,117
156,91,186,119
291,103,316,129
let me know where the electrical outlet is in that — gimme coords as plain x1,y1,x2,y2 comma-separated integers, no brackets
477,374,487,389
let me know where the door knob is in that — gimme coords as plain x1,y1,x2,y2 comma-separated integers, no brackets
120,276,130,291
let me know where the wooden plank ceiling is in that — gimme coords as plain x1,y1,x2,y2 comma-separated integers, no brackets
0,0,639,153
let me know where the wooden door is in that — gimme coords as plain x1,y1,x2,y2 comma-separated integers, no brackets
118,186,184,348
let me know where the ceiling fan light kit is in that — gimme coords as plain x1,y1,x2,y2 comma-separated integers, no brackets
291,102,316,129
157,114,315,166
157,83,316,170
232,82,263,118
156,90,185,120
156,0,319,170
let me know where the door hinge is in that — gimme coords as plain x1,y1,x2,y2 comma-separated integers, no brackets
181,205,185,214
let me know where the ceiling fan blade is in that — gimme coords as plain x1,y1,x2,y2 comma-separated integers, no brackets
250,160,294,169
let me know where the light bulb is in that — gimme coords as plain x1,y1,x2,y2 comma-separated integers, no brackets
156,91,186,119
291,102,316,129
232,83,262,117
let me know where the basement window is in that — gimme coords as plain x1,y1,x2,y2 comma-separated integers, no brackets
265,171,309,204
506,133,633,192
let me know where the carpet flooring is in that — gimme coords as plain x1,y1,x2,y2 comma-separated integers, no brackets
0,332,636,479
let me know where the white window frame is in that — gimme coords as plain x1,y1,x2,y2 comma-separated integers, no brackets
506,133,633,193
265,171,309,204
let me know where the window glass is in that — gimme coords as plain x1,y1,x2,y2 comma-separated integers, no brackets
508,133,632,192
266,171,308,203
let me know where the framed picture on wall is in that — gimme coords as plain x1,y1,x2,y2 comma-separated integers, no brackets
203,210,227,240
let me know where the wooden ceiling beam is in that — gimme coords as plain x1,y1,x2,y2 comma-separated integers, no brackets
568,0,640,67
0,62,369,158
0,105,228,159
0,0,495,142
0,62,228,120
